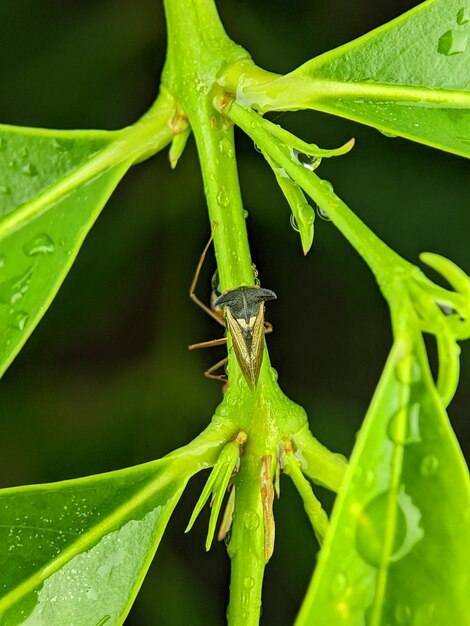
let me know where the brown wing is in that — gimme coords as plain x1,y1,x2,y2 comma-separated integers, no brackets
226,305,265,388
248,304,266,387
226,308,251,385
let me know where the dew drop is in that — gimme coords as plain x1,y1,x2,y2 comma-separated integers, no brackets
243,210,249,219
387,403,421,445
355,492,407,567
394,603,412,625
243,510,260,530
254,143,262,154
275,166,290,179
320,179,334,193
380,129,398,138
0,267,33,304
298,202,315,225
243,576,255,589
292,148,321,171
420,455,439,478
21,162,38,177
23,234,55,256
290,213,300,232
457,7,470,24
438,29,467,56
217,405,228,417
86,587,98,601
330,571,347,597
355,466,375,489
219,138,234,158
395,356,420,384
11,311,28,331
437,302,456,316
270,367,278,382
316,205,331,221
216,187,229,208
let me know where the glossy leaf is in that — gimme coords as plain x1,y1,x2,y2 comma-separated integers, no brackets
296,334,470,626
0,92,175,378
0,421,232,626
241,0,470,157
0,126,132,377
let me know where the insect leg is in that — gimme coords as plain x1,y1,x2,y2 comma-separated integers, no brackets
188,337,228,350
204,356,229,383
189,222,225,327
264,320,274,335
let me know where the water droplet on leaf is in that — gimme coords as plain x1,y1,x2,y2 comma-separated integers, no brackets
437,302,456,316
299,202,315,225
330,571,347,597
254,143,262,154
457,7,470,24
11,311,28,330
0,267,33,304
292,148,321,171
395,356,420,384
243,210,249,219
21,162,38,177
290,213,300,232
438,29,467,55
316,205,331,221
420,455,439,478
355,487,423,567
320,179,334,193
380,130,398,138
394,603,412,624
355,492,407,567
23,234,55,256
387,403,421,445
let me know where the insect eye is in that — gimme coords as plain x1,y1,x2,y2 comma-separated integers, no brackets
211,269,221,298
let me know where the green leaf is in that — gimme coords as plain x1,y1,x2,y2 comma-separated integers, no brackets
296,333,470,626
0,126,131,377
241,0,470,157
0,421,232,626
0,93,175,377
0,459,183,625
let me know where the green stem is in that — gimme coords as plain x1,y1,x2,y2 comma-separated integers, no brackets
192,104,255,292
227,453,265,626
292,425,348,492
225,100,408,287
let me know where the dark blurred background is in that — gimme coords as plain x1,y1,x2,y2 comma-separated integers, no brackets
0,1,468,624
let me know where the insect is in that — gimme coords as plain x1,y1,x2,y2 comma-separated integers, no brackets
189,226,276,388
214,286,276,387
